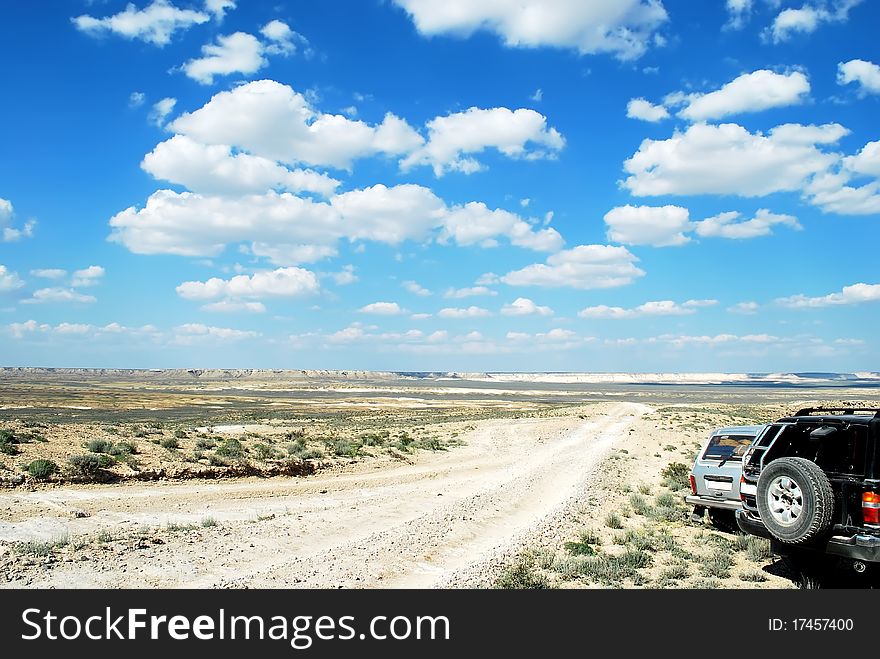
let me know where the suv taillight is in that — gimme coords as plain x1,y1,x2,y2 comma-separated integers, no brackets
689,474,697,495
862,492,880,527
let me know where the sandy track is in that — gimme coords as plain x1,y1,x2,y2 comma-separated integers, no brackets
0,402,650,588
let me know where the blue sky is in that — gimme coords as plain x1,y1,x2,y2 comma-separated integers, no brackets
1,0,878,372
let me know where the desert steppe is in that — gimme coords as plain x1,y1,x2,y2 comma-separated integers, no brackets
1,368,878,588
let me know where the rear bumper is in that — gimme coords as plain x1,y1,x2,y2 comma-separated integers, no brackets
685,495,742,511
735,509,773,539
736,510,880,562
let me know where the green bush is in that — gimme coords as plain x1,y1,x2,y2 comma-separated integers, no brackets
660,462,690,490
27,459,58,479
215,438,244,458
414,437,446,451
296,448,325,461
252,443,277,460
109,441,138,455
629,493,651,515
84,439,113,453
494,554,551,589
604,512,624,529
331,439,360,458
359,431,389,447
173,429,188,439
286,438,306,454
195,438,216,450
68,454,103,476
160,437,179,450
0,429,19,455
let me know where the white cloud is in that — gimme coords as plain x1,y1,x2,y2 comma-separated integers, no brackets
129,91,146,108
176,267,319,302
838,59,880,95
500,244,645,289
694,209,801,239
844,140,880,178
805,172,880,215
501,297,553,316
332,265,358,286
678,70,810,122
149,97,176,127
776,282,880,308
725,0,753,29
578,299,702,319
169,80,422,170
439,202,563,251
72,0,209,46
0,198,36,243
332,184,445,244
604,204,691,247
0,265,24,292
728,301,759,314
204,0,236,20
182,32,266,85
71,265,105,287
766,1,863,43
30,269,67,280
173,323,259,344
626,98,670,122
444,286,497,299
260,20,308,56
530,89,543,102
22,288,97,305
410,313,432,320
623,122,847,197
437,306,492,318
403,281,432,296
8,319,159,339
392,0,669,60
401,107,564,175
359,301,404,315
200,300,266,313
142,135,340,197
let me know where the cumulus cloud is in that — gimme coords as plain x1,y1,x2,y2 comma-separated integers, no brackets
500,244,645,290
766,0,863,43
604,204,691,247
578,299,711,319
8,320,160,340
776,282,880,308
176,267,319,302
169,80,423,170
109,184,565,263
438,202,563,252
403,281,432,296
172,323,259,344
838,59,880,96
331,265,358,286
694,209,801,239
142,135,340,197
622,122,847,197
182,32,266,84
444,286,497,299
359,302,404,315
678,70,810,122
204,0,236,20
21,288,97,305
728,301,759,314
72,0,209,46
400,107,564,176
626,98,670,122
843,140,880,178
71,265,105,287
392,0,669,60
200,300,266,313
437,306,492,318
500,297,553,316
0,265,24,292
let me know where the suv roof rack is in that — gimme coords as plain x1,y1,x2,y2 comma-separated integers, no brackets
794,407,880,418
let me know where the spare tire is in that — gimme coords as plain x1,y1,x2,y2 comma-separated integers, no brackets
756,457,834,545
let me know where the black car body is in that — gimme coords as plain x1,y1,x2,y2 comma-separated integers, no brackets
736,407,880,570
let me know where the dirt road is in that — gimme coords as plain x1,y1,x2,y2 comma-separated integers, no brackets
0,402,650,588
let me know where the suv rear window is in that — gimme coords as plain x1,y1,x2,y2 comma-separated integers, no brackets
702,434,755,461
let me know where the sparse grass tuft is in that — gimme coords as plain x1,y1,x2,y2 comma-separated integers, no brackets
201,517,217,528
739,569,768,583
604,512,624,529
15,536,69,556
629,493,650,515
745,536,773,562
494,554,551,589
85,439,113,453
699,551,734,579
660,462,690,490
160,437,179,450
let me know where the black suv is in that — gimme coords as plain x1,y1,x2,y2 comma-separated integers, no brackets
736,407,880,577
